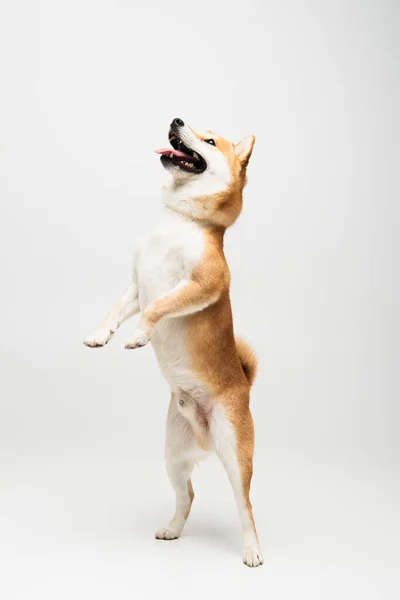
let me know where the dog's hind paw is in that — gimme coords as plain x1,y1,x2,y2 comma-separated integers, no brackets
243,547,264,568
155,527,180,540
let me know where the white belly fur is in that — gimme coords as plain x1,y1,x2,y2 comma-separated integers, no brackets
136,209,205,390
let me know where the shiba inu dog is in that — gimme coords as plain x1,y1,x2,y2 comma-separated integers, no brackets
84,118,263,567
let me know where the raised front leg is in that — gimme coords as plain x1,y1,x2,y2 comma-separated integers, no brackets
125,277,221,350
125,234,228,350
84,282,140,348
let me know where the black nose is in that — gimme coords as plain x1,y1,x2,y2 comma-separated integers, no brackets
171,117,184,127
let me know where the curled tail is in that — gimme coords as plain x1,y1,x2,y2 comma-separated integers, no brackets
235,337,258,387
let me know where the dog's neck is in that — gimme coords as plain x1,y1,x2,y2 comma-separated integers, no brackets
162,180,241,231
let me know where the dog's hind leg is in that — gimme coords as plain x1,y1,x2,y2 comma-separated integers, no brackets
155,394,203,541
210,399,263,567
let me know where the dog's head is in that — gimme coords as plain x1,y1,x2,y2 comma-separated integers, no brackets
156,118,255,228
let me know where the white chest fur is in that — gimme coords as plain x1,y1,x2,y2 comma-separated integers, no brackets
135,209,206,389
136,208,205,310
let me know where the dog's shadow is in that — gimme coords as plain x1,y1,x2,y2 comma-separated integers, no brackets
126,503,240,555
184,519,240,555
73,494,241,557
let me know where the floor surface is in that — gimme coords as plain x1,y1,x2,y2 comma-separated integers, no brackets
1,456,399,600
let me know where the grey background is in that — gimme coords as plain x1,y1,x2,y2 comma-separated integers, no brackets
0,0,399,598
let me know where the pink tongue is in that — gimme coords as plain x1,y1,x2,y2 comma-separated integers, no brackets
155,147,192,159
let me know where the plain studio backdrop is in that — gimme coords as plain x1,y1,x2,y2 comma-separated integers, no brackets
0,0,399,598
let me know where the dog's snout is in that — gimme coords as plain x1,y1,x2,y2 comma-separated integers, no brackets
171,117,184,128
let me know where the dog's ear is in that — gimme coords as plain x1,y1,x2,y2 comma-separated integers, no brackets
234,135,255,167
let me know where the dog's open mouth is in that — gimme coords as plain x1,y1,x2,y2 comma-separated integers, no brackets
155,133,206,174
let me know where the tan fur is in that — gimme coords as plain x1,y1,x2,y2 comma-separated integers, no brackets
235,337,258,387
185,479,195,520
226,395,258,537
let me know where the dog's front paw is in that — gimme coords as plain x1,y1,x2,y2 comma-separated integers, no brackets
125,326,151,350
84,327,114,348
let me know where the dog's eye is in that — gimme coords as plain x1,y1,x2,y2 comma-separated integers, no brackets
205,139,216,146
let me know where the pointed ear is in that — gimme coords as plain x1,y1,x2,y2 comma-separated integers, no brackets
234,135,255,166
